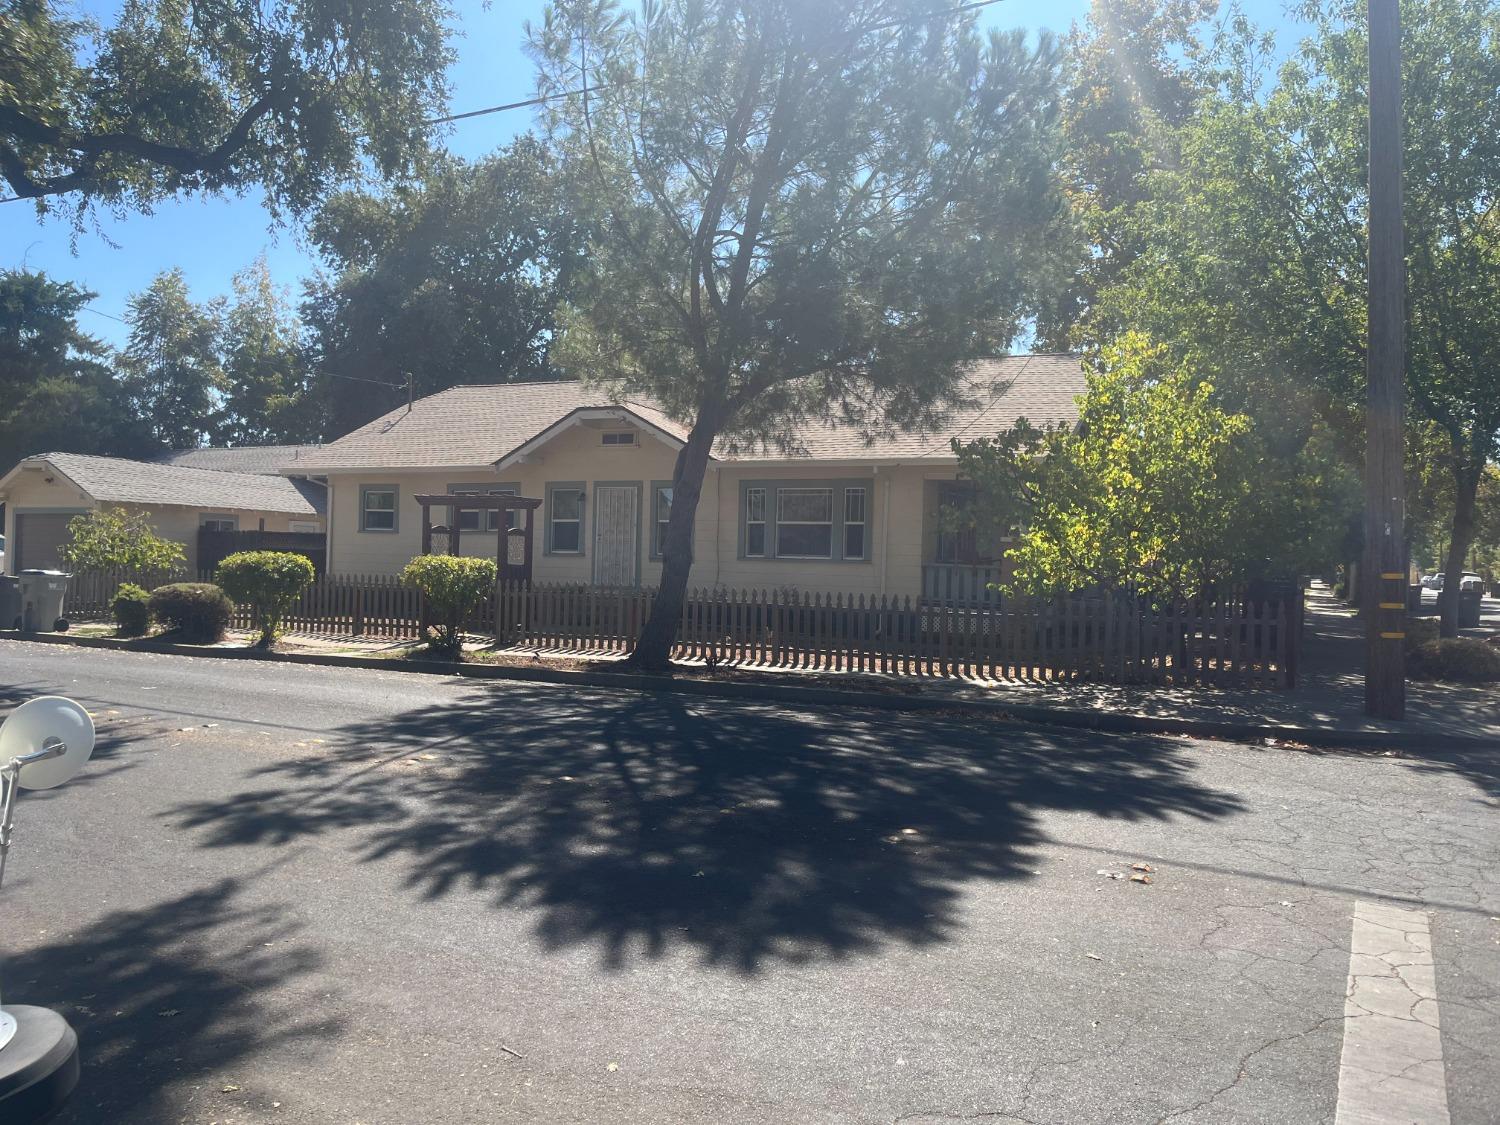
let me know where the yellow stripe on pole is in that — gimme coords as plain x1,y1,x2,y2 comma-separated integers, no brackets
1379,602,1405,609
1381,572,1405,580
1380,631,1405,640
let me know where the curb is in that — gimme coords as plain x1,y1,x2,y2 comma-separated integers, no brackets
4,629,1496,754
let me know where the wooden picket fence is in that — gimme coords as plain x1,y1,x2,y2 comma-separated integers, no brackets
497,582,1300,688
62,567,187,620
60,568,1299,687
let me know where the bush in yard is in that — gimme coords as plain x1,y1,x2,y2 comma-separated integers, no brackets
111,583,152,637
215,551,316,648
59,507,186,572
1406,637,1500,684
401,555,497,656
148,583,233,644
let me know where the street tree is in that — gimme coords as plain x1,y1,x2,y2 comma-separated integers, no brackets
1,0,452,222
121,269,226,450
529,0,1074,670
302,137,590,435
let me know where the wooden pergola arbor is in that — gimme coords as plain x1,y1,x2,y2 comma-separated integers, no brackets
413,493,544,583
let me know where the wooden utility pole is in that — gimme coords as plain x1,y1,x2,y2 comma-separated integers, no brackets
1363,0,1406,719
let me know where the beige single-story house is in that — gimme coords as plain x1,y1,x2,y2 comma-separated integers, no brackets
281,354,1084,602
0,451,326,574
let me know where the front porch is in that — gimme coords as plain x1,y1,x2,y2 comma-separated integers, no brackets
919,479,1010,606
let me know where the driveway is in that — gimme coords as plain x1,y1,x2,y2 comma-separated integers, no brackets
1,640,1496,1124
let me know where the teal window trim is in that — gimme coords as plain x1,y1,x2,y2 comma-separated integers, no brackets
736,478,874,563
358,485,398,533
545,481,586,555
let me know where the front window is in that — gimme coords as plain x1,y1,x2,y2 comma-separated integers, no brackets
653,485,673,558
745,488,767,557
844,488,867,560
775,488,834,558
449,485,519,532
360,487,396,532
200,516,237,533
549,486,584,553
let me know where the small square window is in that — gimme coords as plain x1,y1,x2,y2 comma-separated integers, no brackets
361,488,397,532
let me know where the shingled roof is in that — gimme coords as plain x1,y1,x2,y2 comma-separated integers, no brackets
154,444,325,475
17,453,324,516
291,355,1084,473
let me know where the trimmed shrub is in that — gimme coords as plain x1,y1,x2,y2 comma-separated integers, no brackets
1407,637,1500,684
149,583,233,644
1402,617,1441,649
215,551,316,648
401,555,497,656
111,583,152,637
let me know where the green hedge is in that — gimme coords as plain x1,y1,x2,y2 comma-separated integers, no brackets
215,550,316,647
1407,637,1500,684
149,583,233,644
112,583,152,637
401,555,497,656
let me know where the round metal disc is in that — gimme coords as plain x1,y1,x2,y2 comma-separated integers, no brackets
0,697,95,790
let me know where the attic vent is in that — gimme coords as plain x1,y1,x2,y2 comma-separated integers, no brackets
601,431,636,446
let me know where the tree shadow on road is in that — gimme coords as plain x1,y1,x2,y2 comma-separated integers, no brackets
166,686,1245,973
5,877,339,1125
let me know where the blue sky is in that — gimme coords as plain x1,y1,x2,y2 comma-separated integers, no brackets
1,1,1303,348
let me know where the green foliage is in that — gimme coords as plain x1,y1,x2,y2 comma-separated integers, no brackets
0,269,158,467
215,551,316,648
59,508,185,572
529,0,1074,665
1,0,452,223
111,583,151,637
148,582,232,644
1407,638,1500,685
957,333,1321,600
1091,0,1500,633
218,257,316,445
401,555,497,655
303,138,589,434
120,269,225,449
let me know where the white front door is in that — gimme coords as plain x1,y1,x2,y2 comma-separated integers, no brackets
593,485,639,587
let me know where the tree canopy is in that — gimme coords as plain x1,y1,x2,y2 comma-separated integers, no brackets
0,268,156,468
1,0,453,222
530,0,1074,667
301,137,590,435
121,268,226,450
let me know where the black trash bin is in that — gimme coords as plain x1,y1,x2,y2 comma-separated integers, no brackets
1437,588,1483,628
0,574,19,630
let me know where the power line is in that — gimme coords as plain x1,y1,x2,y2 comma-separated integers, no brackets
432,0,1008,127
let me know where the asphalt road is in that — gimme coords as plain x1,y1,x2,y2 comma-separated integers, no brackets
1,640,1496,1125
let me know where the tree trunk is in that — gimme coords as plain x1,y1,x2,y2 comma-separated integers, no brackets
1439,463,1479,638
626,408,723,672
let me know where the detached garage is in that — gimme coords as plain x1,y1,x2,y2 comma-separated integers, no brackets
0,452,326,575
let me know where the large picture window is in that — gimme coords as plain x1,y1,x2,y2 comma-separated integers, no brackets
360,486,397,532
740,481,871,562
547,484,584,554
775,488,834,558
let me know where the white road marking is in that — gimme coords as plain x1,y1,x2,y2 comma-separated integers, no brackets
1335,900,1450,1124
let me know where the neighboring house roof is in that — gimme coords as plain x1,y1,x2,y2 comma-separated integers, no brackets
154,444,325,475
289,355,1085,473
5,453,324,517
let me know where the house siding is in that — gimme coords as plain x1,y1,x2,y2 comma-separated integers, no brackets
321,419,958,598
1,469,321,575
